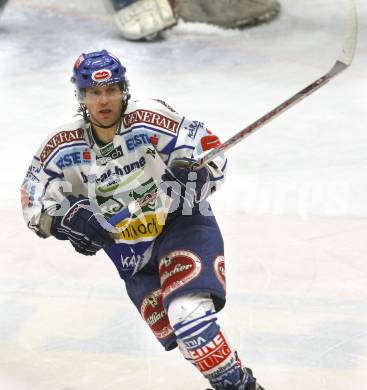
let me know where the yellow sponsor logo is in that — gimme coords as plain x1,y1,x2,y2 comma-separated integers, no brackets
116,212,166,241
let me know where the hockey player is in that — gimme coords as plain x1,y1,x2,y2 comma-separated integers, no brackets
21,50,264,390
104,0,281,40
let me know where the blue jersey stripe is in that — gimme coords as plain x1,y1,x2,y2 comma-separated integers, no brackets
121,124,177,138
173,144,195,152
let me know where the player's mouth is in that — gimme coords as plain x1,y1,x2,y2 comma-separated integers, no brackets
99,109,113,118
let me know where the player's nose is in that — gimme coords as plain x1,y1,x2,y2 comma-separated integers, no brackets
99,92,109,104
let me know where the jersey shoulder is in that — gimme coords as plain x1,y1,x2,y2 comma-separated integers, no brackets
122,98,182,136
37,118,87,165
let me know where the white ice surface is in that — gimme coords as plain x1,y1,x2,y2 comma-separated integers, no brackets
0,1,366,389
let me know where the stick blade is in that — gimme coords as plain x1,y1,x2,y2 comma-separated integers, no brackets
338,0,358,66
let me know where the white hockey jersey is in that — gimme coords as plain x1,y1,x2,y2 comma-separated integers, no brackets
21,99,227,278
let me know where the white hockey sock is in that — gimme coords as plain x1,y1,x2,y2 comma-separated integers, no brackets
168,294,244,389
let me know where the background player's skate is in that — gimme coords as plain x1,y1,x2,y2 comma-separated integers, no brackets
103,0,177,40
0,0,9,16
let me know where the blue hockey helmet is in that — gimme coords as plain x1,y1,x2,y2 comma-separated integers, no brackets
71,50,129,100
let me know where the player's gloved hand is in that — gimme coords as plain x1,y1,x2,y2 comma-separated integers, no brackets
51,195,115,256
162,157,212,205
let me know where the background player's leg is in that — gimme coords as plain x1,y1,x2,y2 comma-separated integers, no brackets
104,0,177,40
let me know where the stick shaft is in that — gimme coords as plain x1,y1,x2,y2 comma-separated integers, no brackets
109,0,358,226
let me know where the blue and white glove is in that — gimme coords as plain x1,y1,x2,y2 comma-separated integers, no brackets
51,195,115,256
162,157,213,206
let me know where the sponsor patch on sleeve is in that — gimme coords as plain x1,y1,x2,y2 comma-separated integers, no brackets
123,109,178,134
53,146,92,170
21,184,36,209
201,134,221,151
40,128,85,163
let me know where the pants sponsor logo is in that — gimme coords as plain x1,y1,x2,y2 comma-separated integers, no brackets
140,289,174,340
125,133,151,152
189,331,232,373
40,128,84,163
96,145,124,165
120,253,143,269
159,250,202,299
214,256,226,290
116,212,164,241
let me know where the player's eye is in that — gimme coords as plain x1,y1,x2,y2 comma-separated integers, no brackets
107,86,119,95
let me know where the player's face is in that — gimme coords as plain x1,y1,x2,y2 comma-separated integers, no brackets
84,84,124,127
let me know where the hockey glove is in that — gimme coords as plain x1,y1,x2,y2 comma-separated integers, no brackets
162,157,212,206
51,195,115,256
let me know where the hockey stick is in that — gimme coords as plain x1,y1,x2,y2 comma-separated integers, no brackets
194,0,358,169
108,0,358,227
